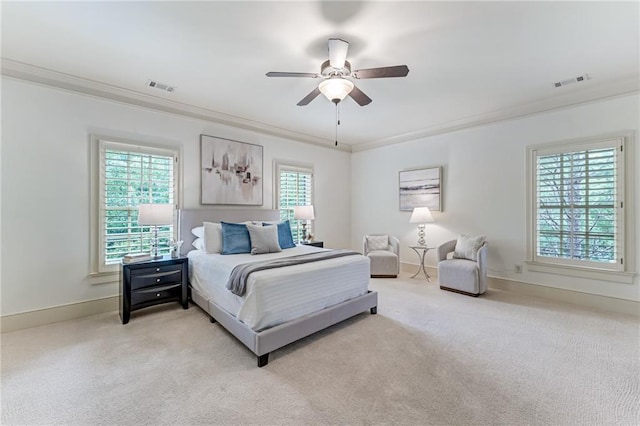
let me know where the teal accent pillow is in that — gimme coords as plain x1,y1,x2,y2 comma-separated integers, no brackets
220,222,251,254
263,220,296,249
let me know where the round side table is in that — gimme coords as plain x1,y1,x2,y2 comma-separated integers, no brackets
409,246,433,281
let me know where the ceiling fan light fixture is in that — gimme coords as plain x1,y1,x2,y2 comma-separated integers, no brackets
319,78,354,103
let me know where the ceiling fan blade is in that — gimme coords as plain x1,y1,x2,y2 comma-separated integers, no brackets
352,65,410,79
349,85,372,106
297,87,322,106
266,72,320,78
328,38,349,69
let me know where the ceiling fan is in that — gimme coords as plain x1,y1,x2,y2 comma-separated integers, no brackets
266,38,409,107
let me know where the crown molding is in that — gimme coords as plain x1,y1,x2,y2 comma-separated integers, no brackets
352,76,639,152
3,58,637,155
0,58,352,153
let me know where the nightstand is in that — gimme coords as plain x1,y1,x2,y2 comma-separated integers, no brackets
120,256,188,324
303,241,324,248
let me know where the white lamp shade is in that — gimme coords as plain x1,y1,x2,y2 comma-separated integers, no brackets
294,205,315,220
319,78,354,102
137,203,174,225
410,206,434,224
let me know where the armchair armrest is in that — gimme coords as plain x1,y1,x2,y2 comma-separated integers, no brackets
477,242,488,292
437,239,457,262
389,236,400,256
477,243,488,271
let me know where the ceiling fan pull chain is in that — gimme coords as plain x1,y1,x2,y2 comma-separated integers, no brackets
335,103,339,146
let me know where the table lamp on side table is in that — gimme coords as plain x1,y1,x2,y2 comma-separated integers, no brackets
294,205,315,243
410,206,434,246
137,203,174,259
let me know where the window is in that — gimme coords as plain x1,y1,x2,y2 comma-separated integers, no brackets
275,162,313,243
528,134,632,277
95,138,179,273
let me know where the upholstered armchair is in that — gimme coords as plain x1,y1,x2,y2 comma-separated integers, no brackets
363,234,400,278
437,236,488,296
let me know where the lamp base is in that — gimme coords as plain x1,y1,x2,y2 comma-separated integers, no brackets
417,225,426,246
150,226,163,259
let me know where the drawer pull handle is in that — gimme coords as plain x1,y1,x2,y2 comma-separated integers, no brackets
156,293,161,297
156,278,160,283
156,268,160,272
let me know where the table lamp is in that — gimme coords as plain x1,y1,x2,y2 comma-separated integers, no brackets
137,203,174,259
410,206,434,246
294,205,315,243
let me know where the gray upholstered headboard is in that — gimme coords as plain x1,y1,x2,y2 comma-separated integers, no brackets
178,208,281,255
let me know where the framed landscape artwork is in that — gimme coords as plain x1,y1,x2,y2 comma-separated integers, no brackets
399,166,442,211
200,134,263,205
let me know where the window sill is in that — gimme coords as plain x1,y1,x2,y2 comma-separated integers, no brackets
88,271,119,285
525,261,635,284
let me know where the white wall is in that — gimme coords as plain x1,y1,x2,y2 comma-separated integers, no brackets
2,76,637,318
0,77,352,316
351,93,640,302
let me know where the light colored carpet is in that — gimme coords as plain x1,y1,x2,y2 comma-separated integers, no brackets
1,274,639,425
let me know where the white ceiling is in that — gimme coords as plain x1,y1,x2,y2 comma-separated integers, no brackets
1,1,638,150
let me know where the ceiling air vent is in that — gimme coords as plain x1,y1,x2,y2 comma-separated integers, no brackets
147,80,175,93
553,74,590,88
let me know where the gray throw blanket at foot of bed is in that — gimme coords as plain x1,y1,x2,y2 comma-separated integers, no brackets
227,249,361,296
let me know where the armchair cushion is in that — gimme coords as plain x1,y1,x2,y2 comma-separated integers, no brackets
366,235,389,251
439,259,481,294
453,234,486,262
368,250,399,277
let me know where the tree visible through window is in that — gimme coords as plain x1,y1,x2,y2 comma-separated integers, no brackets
531,137,625,271
276,163,313,243
99,140,178,270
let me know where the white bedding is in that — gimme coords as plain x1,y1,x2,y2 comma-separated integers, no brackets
188,244,370,331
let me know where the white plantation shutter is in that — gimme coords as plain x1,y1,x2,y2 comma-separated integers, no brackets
533,138,624,271
99,140,178,269
276,163,313,243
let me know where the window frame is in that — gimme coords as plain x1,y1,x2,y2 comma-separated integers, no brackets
525,132,635,284
90,134,181,276
274,160,314,243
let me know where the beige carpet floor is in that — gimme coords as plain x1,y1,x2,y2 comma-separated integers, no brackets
1,274,639,425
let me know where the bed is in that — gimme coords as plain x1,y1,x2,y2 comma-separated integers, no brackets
179,209,378,367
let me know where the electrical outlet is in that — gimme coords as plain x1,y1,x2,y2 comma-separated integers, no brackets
515,264,522,273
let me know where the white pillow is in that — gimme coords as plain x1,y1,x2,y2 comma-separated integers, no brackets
191,226,204,239
367,235,389,251
246,223,281,255
203,222,223,253
453,234,486,261
192,238,205,251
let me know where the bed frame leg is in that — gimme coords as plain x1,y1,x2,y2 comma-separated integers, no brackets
370,306,377,314
257,354,269,367
209,316,216,324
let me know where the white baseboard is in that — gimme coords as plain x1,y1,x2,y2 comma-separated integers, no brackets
400,262,437,276
400,261,639,316
488,277,639,316
3,266,637,333
1,295,119,333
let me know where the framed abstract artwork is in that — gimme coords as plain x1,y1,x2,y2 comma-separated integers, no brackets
200,134,263,205
399,166,442,211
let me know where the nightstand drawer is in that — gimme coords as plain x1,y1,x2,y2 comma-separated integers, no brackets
131,283,181,306
130,269,182,290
